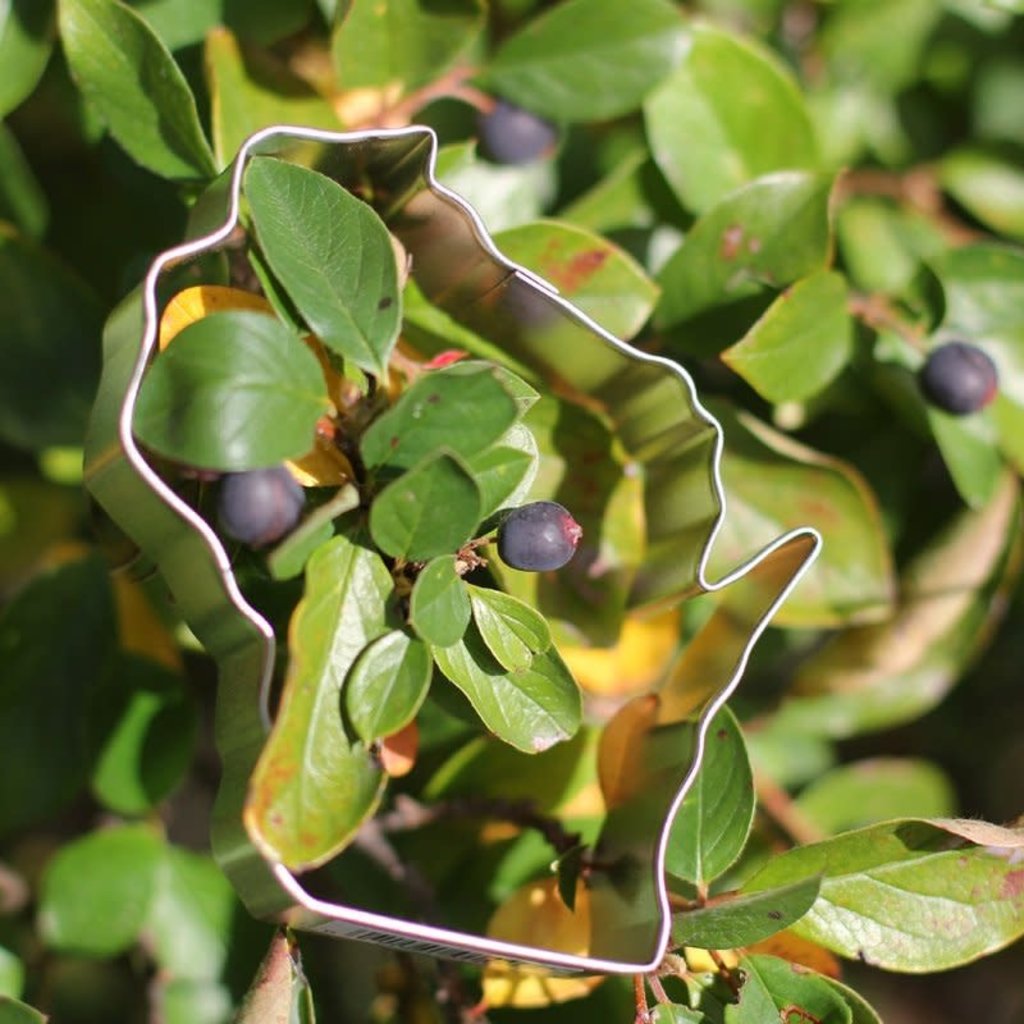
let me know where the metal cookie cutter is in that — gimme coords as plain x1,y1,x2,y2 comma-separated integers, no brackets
84,125,821,975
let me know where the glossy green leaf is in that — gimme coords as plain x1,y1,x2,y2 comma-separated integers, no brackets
134,309,329,471
644,24,818,214
205,26,339,170
369,452,481,561
665,705,754,886
0,123,48,238
0,997,46,1024
246,533,390,870
940,147,1024,242
146,847,235,980
655,173,834,339
0,0,54,117
463,424,538,518
493,219,659,340
58,0,216,179
469,585,552,673
777,472,1019,736
344,629,432,742
0,555,115,834
722,271,853,403
331,0,484,93
795,758,956,836
484,0,686,122
236,930,315,1024
708,402,895,628
39,823,164,955
409,556,471,647
743,819,1024,971
432,622,580,753
361,363,520,471
820,976,883,1024
675,877,821,950
244,156,401,377
726,955,852,1024
127,0,314,50
87,653,198,815
267,484,360,581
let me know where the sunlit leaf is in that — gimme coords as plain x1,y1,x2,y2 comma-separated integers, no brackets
409,556,471,647
469,585,552,672
726,954,851,1024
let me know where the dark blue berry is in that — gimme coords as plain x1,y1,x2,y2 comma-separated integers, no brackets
497,501,582,572
918,341,999,416
478,100,558,165
218,466,304,547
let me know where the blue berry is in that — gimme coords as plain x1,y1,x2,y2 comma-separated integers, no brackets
497,501,582,572
918,341,998,416
218,466,304,547
478,100,558,165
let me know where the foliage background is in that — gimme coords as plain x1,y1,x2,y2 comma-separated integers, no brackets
2,0,1024,1021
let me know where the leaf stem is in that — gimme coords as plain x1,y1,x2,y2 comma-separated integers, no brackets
755,772,827,846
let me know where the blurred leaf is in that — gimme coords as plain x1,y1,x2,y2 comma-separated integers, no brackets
484,0,686,122
777,472,1020,736
743,819,1024,971
0,555,115,833
153,978,233,1024
0,997,46,1023
409,556,471,647
940,147,1024,242
726,954,851,1024
331,0,484,93
651,1007,706,1023
58,0,216,179
722,271,853,403
235,930,315,1024
369,452,481,560
39,823,163,956
344,629,432,742
675,877,821,950
597,694,660,810
361,363,520,471
644,24,818,214
665,705,755,887
134,310,330,471
795,758,957,836
204,27,339,169
87,653,198,815
469,585,552,672
655,172,834,339
709,403,895,628
0,227,102,451
244,156,401,377
0,948,24,1000
246,533,389,871
432,621,581,753
746,723,835,790
129,0,314,49
0,0,54,117
0,124,48,238
493,219,658,340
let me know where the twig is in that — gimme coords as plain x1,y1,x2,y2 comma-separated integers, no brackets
633,974,651,1024
755,773,827,847
847,291,927,354
351,65,490,130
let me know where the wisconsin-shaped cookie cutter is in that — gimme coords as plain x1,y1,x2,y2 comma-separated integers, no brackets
84,125,821,975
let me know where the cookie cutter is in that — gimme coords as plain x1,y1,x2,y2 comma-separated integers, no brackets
83,125,820,975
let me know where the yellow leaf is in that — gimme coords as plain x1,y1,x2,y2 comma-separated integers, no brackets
745,929,841,978
379,720,418,778
158,285,273,349
597,693,660,810
112,572,182,672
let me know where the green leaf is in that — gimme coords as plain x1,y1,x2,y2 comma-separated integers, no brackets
0,0,54,117
204,27,339,169
267,484,360,581
87,653,198,815
0,997,47,1024
708,402,895,628
344,630,432,742
369,452,481,561
58,0,216,179
463,424,538,519
134,309,329,471
0,227,102,450
0,123,48,238
153,979,233,1024
644,24,819,214
722,271,853,403
726,955,852,1024
0,555,116,834
0,948,24,1000
244,156,401,377
484,0,686,122
331,0,484,94
493,219,659,340
236,931,315,1024
651,1007,707,1024
246,533,390,870
409,556,471,647
795,759,956,836
819,976,883,1024
432,622,580,753
126,0,314,50
665,706,754,887
655,173,834,340
940,146,1024,242
675,877,821,950
743,819,1024,972
39,823,164,955
360,363,520,471
469,585,552,672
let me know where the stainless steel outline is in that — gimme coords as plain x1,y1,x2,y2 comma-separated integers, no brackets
84,124,821,975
